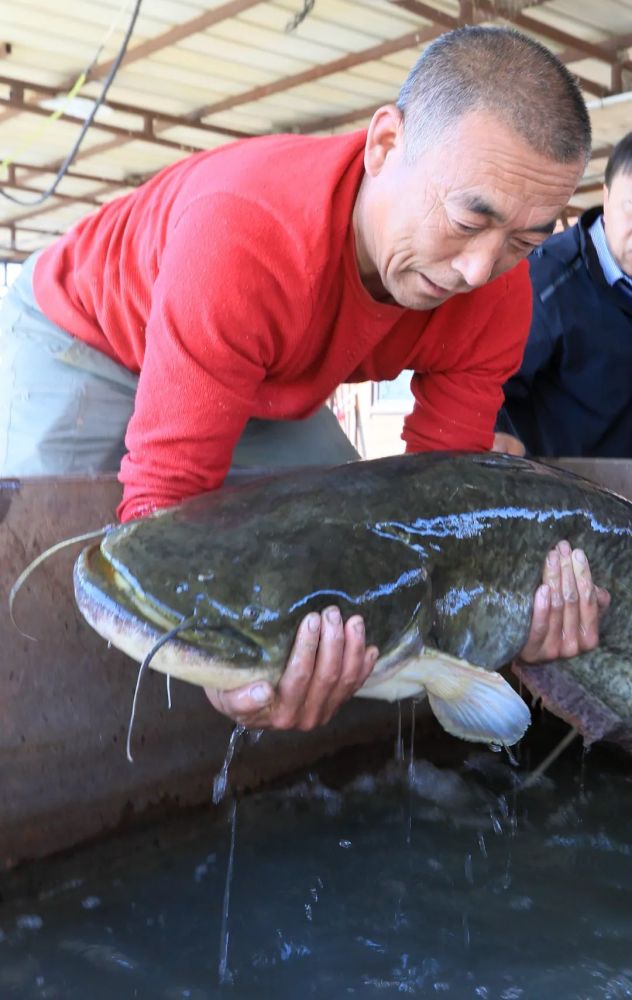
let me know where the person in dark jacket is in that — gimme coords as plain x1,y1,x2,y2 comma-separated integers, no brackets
498,131,632,458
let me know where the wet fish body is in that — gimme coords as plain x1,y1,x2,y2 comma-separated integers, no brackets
74,453,632,749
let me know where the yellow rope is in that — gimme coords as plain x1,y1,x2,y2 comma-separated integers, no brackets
0,72,87,173
0,0,133,173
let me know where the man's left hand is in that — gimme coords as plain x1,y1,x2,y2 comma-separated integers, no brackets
519,540,611,663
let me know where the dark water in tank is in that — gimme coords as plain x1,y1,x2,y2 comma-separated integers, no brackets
1,719,631,1000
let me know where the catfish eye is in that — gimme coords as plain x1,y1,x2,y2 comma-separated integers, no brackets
243,604,262,621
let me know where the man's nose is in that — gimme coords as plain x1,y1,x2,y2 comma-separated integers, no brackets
451,239,501,288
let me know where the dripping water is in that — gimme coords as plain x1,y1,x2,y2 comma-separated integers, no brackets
213,724,247,805
218,798,238,986
394,701,403,763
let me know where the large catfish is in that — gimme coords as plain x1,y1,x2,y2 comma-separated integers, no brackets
74,453,632,750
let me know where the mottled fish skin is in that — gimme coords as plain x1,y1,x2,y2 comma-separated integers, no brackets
74,452,632,748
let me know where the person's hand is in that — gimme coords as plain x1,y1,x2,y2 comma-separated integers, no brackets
492,432,526,456
518,540,611,664
204,607,379,730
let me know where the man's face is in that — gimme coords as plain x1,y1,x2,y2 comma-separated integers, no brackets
354,107,584,310
603,170,632,278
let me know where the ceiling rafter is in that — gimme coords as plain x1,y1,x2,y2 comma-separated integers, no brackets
0,70,253,192
394,0,632,69
190,25,445,120
3,20,448,185
1,0,630,261
300,23,632,134
0,72,251,141
0,0,264,128
7,160,139,188
3,179,122,227
472,0,632,70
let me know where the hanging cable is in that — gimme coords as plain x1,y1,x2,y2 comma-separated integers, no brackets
285,0,315,33
0,0,144,206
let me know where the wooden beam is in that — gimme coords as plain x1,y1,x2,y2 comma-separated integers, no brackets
389,2,456,31
7,161,139,189
0,93,205,157
0,72,251,141
0,0,264,127
86,0,264,83
2,175,102,208
3,181,122,227
300,102,381,134
471,0,632,71
190,24,444,121
0,224,66,238
389,1,620,96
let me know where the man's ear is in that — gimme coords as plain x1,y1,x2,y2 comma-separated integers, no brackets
602,182,609,210
364,104,404,177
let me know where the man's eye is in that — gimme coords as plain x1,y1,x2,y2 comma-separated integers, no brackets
454,221,480,234
510,240,539,255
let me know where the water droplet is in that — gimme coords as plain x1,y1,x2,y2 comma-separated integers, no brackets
462,914,471,950
212,725,246,804
504,744,519,767
464,853,474,884
490,812,503,836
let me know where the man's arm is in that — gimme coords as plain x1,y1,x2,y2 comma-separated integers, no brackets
117,195,308,522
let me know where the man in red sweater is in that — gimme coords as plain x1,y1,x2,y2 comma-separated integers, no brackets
0,27,609,730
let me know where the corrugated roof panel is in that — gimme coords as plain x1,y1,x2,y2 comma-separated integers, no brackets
0,0,630,258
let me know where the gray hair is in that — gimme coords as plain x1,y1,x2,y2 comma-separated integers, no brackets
397,26,591,166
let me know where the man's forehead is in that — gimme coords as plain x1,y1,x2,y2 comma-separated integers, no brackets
610,169,632,193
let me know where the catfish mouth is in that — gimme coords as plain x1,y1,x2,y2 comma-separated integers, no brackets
73,543,277,690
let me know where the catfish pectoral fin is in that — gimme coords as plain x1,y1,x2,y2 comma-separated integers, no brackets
424,652,531,746
356,648,531,747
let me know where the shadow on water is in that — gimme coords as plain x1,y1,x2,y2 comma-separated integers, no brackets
1,713,631,1000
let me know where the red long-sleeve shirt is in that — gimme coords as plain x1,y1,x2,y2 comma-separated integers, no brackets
34,131,531,522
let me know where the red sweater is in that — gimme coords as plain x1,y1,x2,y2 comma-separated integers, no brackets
34,131,531,522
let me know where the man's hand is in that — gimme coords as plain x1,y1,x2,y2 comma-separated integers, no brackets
492,432,526,456
205,606,378,730
519,540,611,664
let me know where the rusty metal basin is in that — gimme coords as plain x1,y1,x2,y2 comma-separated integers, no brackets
1,458,630,869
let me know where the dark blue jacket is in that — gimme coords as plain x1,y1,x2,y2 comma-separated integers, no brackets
499,207,632,457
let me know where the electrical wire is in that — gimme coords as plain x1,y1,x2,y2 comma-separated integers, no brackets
0,0,144,206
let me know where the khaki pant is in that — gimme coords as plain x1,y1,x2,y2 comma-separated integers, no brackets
0,253,359,478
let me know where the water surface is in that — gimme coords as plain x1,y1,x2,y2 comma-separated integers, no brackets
1,720,631,999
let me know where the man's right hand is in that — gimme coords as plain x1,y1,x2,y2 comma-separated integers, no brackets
492,432,526,456
204,607,379,730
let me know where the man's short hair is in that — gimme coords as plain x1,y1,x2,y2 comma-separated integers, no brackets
605,131,632,188
397,26,591,166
